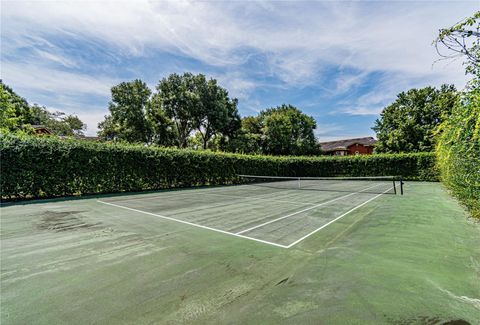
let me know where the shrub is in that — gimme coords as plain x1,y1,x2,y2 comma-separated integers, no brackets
436,85,480,219
0,133,438,200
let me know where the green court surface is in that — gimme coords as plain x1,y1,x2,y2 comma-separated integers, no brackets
1,182,479,324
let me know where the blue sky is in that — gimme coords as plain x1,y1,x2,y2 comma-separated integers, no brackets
1,1,477,139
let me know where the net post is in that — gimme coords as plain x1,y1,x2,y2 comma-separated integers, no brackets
393,178,397,195
400,177,404,195
297,177,301,189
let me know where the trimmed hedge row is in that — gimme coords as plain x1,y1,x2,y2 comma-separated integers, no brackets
0,134,438,199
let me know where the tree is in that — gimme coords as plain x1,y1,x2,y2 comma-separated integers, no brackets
152,73,240,148
435,11,480,76
260,105,320,155
195,78,240,149
97,115,119,140
152,73,201,148
62,115,86,136
99,80,152,143
0,85,22,131
220,106,320,155
372,85,458,153
0,81,33,131
146,97,178,146
0,81,86,136
218,116,263,154
28,106,86,136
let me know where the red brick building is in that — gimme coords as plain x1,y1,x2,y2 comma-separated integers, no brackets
319,137,376,156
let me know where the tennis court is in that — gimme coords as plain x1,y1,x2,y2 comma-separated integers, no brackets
2,181,479,324
97,175,402,248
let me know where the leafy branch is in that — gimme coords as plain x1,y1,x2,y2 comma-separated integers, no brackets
434,11,480,74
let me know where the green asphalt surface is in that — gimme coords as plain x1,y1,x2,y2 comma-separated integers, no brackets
1,182,479,324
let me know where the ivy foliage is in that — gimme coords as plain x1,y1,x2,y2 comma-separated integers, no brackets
436,85,480,218
435,12,480,219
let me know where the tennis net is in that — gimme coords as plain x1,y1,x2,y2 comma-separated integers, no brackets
237,175,404,195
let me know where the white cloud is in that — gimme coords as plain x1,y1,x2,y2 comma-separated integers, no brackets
34,49,77,68
334,71,370,94
340,86,397,115
3,1,475,86
340,106,383,116
212,72,258,101
1,0,477,137
2,62,117,96
75,111,108,135
315,123,345,136
337,66,467,116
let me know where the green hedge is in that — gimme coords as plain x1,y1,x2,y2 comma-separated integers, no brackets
436,85,480,219
0,133,438,199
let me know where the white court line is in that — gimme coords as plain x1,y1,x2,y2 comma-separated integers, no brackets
200,192,316,206
104,184,324,206
101,184,257,203
286,186,394,248
101,183,277,204
235,183,385,235
103,190,315,214
97,200,289,248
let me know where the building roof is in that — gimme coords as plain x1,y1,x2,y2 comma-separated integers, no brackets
30,125,53,134
319,137,377,152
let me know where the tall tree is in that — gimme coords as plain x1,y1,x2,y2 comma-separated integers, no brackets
260,105,320,155
152,73,240,148
220,116,263,154
152,73,201,148
99,79,152,143
195,78,240,149
146,97,178,146
373,85,458,153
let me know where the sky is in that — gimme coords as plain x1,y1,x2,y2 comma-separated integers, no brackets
1,1,478,139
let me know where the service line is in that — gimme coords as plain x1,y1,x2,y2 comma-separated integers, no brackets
235,183,385,235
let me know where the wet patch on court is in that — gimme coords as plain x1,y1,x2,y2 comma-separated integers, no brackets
36,210,101,232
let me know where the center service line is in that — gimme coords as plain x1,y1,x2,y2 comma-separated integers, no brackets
235,183,385,235
286,186,394,248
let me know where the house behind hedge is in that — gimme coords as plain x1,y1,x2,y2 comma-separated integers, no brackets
319,137,376,156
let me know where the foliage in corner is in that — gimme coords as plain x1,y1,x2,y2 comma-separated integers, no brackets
436,85,480,219
435,11,480,219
